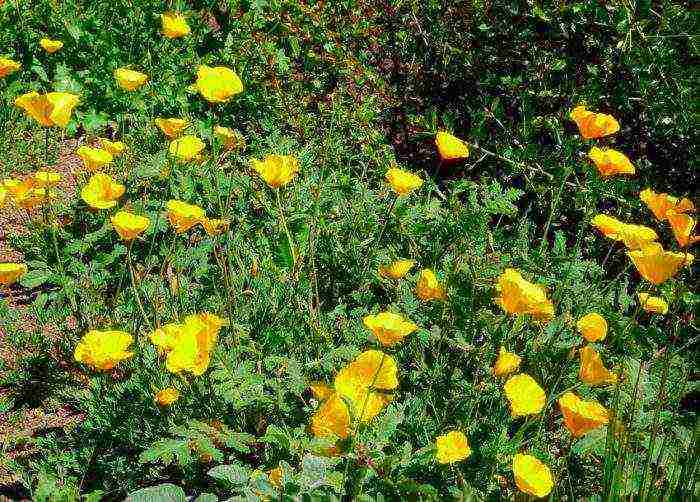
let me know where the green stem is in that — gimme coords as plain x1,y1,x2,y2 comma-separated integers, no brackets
127,241,151,330
276,188,297,269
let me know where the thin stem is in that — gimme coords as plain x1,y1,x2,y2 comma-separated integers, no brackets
376,194,398,246
127,240,151,330
275,188,297,269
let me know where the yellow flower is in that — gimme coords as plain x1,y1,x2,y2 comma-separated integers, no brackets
99,138,127,156
588,147,635,177
155,387,180,406
435,431,471,464
666,210,699,248
201,218,231,236
195,65,244,103
435,131,469,161
169,135,205,161
0,263,28,286
267,466,284,490
576,312,607,342
0,57,21,78
385,167,423,196
74,330,133,371
493,346,521,377
214,126,245,150
32,171,61,187
251,154,299,188
640,188,695,221
558,391,608,438
15,187,55,209
0,186,6,208
627,242,694,285
495,268,554,321
114,67,148,91
161,12,190,39
81,173,125,210
590,214,657,250
379,259,415,279
363,312,418,347
110,210,150,241
504,373,546,417
15,91,79,128
415,269,446,301
166,200,206,233
40,38,63,54
637,293,668,315
512,453,554,498
569,104,619,139
310,392,351,440
155,118,188,138
579,345,617,386
76,146,113,172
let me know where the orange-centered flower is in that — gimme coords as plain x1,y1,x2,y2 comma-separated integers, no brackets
637,293,668,314
579,345,617,386
0,262,28,286
569,104,619,139
155,387,180,406
627,242,694,285
588,147,635,177
379,259,415,279
114,67,148,91
495,268,554,321
40,38,64,54
111,210,150,241
76,146,113,172
251,154,299,188
0,58,21,78
416,269,447,301
81,173,125,209
558,391,608,437
15,91,79,128
493,346,521,377
161,12,191,39
166,200,206,233
155,118,188,138
576,312,608,342
74,329,133,371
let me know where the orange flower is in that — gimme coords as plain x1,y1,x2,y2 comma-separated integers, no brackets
504,374,546,417
110,210,150,241
166,200,206,233
155,118,188,138
590,214,658,250
493,346,521,377
588,147,635,177
558,391,608,437
569,105,619,139
640,188,695,221
579,345,617,386
15,91,79,128
415,269,446,301
76,146,113,172
251,154,299,188
495,268,554,321
666,210,699,248
201,218,231,236
362,312,418,347
0,57,21,78
155,387,180,406
637,293,668,314
435,131,469,161
74,330,133,371
576,312,607,342
627,242,694,285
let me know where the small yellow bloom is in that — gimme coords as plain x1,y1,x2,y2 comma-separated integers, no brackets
666,210,699,248
195,65,244,103
363,312,418,347
495,268,554,321
15,187,55,209
588,147,635,177
570,104,619,139
166,200,206,233
435,430,471,464
40,38,63,54
512,453,554,498
155,118,188,138
627,242,694,285
114,67,148,91
415,269,446,301
385,167,423,196
99,138,127,156
590,214,658,250
267,466,284,490
0,263,28,286
74,329,133,371
435,131,469,161
637,293,668,315
0,186,7,208
251,154,299,188
15,91,79,128
155,387,180,406
81,173,125,210
558,391,608,438
110,210,150,241
576,312,607,342
579,345,617,386
76,146,113,172
201,218,231,236
32,171,61,187
0,57,21,78
504,373,546,417
493,346,521,377
214,126,245,150
640,188,695,221
379,259,415,279
169,135,205,161
161,12,191,39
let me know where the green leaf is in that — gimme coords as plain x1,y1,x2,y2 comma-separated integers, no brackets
208,463,250,487
20,269,51,289
126,484,186,502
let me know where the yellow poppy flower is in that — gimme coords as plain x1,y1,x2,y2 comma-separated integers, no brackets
2,178,34,198
251,154,299,188
32,171,61,187
15,91,79,128
76,146,113,172
363,312,418,347
214,126,245,150
0,57,21,78
495,268,554,321
379,259,415,279
640,188,695,221
637,293,668,315
99,138,127,156
166,200,206,233
155,118,188,139
201,218,231,236
435,131,469,161
161,12,190,39
74,329,133,371
558,391,608,438
15,187,55,209
81,173,125,210
310,392,351,440
590,214,658,250
267,466,284,490
154,387,180,406
40,38,63,54
0,262,28,286
114,67,148,91
435,430,471,464
569,104,619,139
627,242,694,285
169,135,205,161
576,312,607,342
588,147,635,177
666,210,699,248
0,186,7,208
579,345,617,386
110,210,150,241
512,453,554,498
195,65,244,103
504,373,546,417
385,167,423,196
416,269,446,301
493,346,521,377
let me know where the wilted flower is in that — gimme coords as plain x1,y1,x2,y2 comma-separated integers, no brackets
201,218,231,236
435,131,469,161
579,345,617,386
588,147,635,177
114,67,148,91
495,268,554,321
155,118,188,138
512,453,554,498
576,312,607,342
81,173,125,209
74,329,133,371
99,138,126,156
385,167,423,196
558,391,608,437
640,188,695,221
161,12,190,39
214,126,245,150
379,259,415,279
637,293,668,314
493,346,521,377
195,65,244,103
504,373,546,417
169,135,205,161
666,210,699,248
111,210,150,241
155,387,180,406
0,262,28,286
569,104,619,139
627,242,694,285
590,214,658,250
32,171,61,187
76,146,113,172
416,269,446,301
0,57,21,78
251,154,299,188
40,38,63,54
15,91,79,128
166,200,206,233
435,431,471,464
363,312,418,347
